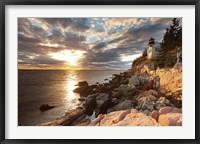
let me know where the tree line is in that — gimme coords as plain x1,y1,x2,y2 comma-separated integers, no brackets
161,18,182,50
142,18,182,57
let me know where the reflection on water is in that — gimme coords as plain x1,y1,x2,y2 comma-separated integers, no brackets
18,70,125,125
64,72,80,110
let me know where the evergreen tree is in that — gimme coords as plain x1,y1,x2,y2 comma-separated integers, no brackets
176,27,182,46
161,18,182,50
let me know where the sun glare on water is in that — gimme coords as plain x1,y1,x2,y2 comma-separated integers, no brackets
64,72,80,110
48,50,86,66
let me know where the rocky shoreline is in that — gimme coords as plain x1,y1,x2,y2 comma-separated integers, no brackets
37,64,182,126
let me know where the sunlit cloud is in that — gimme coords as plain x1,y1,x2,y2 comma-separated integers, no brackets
18,17,179,70
120,54,142,62
48,50,86,66
39,43,60,48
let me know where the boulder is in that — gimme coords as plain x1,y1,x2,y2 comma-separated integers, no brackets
90,114,106,126
159,106,173,115
171,108,182,113
106,84,116,91
115,112,160,126
137,93,158,112
158,113,182,126
96,93,110,105
137,91,175,112
83,94,97,116
78,97,85,101
110,98,119,107
116,109,132,122
73,87,88,97
98,110,132,126
129,74,141,86
149,107,182,126
77,81,89,87
104,78,109,81
138,74,150,85
148,70,154,76
118,84,136,97
96,85,108,93
150,110,159,121
111,91,120,98
37,107,85,126
95,93,112,117
142,109,150,115
61,108,86,126
137,90,158,100
113,100,133,111
155,97,174,110
97,109,160,126
138,99,155,111
159,107,182,115
83,93,113,117
73,81,91,97
148,89,159,97
39,104,55,111
120,79,129,85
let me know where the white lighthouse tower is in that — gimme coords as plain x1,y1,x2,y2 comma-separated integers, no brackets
147,37,161,59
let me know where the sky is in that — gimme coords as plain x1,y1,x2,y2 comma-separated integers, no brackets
18,17,175,70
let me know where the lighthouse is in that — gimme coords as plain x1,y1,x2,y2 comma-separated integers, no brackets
147,37,161,59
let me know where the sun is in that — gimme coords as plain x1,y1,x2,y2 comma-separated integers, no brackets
48,50,86,66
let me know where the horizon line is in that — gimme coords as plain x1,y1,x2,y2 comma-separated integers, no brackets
18,68,128,71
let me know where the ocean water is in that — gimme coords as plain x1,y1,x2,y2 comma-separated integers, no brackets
18,70,124,126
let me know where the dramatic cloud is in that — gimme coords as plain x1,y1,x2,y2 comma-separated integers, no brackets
18,17,181,70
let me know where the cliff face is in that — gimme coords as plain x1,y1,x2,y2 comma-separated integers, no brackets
139,64,182,107
81,64,182,126
88,64,182,126
156,66,182,93
137,64,182,94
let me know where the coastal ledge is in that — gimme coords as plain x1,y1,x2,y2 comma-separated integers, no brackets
37,107,90,126
37,106,182,126
90,107,182,126
37,64,182,126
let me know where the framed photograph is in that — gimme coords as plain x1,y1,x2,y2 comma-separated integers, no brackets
0,0,199,143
